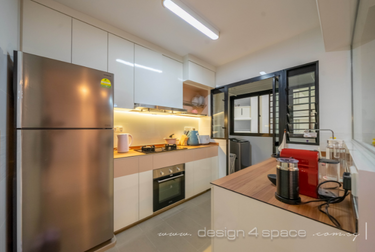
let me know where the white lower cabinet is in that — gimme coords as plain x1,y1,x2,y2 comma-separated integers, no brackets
211,156,219,182
185,156,218,198
195,158,211,192
139,170,153,219
185,161,196,198
114,173,139,231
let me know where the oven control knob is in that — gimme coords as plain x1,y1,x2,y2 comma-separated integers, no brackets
169,169,173,173
177,167,181,171
160,171,164,176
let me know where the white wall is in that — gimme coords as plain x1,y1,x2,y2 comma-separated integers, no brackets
217,27,352,150
0,0,19,250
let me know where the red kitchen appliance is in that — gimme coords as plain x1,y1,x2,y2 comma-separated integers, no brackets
280,149,319,198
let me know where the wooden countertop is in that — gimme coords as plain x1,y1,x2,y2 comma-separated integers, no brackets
211,158,356,233
114,143,219,159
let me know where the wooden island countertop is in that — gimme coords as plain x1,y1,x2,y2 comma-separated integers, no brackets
211,158,356,234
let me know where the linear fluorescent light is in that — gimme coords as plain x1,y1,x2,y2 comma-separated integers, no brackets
163,0,219,40
134,64,162,73
259,71,267,75
116,59,162,73
116,59,134,67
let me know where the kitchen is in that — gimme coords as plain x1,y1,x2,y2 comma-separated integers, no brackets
0,0,374,252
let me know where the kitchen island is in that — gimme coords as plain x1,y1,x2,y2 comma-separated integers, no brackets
210,158,357,252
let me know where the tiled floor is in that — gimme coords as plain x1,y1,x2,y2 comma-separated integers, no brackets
108,191,212,252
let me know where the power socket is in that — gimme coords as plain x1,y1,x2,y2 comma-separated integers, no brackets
114,126,124,133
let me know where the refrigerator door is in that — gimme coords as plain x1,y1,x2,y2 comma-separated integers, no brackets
15,51,113,129
16,129,113,252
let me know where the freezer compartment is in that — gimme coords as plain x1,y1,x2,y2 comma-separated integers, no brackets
15,51,113,129
16,129,113,252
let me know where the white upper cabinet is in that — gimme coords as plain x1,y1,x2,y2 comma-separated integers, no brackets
108,34,134,109
22,0,72,62
72,19,108,71
161,56,183,109
184,61,215,88
134,45,163,106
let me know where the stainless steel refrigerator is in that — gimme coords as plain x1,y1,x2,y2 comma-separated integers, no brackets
14,51,114,252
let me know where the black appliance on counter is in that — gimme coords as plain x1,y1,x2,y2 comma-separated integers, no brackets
136,144,187,154
275,158,301,205
153,164,185,212
229,138,251,173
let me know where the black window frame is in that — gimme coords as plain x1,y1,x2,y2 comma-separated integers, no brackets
229,89,273,137
210,61,319,150
285,62,320,145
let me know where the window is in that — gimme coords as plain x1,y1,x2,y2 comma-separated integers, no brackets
229,78,273,136
286,64,319,144
352,0,375,154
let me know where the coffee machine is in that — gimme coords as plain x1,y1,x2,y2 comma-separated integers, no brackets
280,149,320,198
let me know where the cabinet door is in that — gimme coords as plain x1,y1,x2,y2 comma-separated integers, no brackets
114,173,139,231
139,170,153,219
72,19,108,71
161,56,183,108
134,45,163,105
22,0,72,62
243,107,251,118
108,34,134,109
188,61,215,88
185,161,196,199
195,158,212,193
234,107,242,118
211,156,219,182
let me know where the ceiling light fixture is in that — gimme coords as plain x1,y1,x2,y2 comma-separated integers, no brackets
162,0,219,40
259,71,267,75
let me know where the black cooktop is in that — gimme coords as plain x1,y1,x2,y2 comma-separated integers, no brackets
135,144,188,154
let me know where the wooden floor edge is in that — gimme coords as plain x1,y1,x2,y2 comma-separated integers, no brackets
114,189,211,235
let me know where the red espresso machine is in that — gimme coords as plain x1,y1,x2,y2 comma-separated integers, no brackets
280,149,319,198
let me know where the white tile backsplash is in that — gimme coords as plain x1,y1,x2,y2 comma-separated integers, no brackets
114,111,200,146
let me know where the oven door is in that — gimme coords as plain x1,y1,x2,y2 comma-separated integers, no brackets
153,172,185,212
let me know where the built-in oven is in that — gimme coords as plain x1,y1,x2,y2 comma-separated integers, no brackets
153,164,185,212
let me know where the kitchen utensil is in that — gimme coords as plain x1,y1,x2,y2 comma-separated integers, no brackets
117,133,133,153
326,138,346,182
318,159,341,198
164,133,178,144
191,96,199,106
319,159,340,182
198,95,205,106
164,138,178,144
198,135,210,145
187,130,199,146
179,135,189,146
275,158,301,205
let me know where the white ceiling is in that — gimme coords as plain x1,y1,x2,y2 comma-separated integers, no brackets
54,0,320,67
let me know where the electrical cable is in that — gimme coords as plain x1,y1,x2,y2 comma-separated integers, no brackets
298,180,350,229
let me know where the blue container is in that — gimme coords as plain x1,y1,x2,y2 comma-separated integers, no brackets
187,131,199,146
